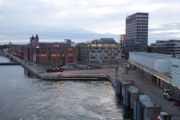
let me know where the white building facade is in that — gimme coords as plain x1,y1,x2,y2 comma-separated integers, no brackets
129,52,180,97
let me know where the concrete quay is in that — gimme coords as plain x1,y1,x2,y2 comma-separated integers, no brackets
6,53,116,80
109,70,180,120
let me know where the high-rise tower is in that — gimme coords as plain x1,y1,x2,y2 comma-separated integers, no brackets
125,12,148,58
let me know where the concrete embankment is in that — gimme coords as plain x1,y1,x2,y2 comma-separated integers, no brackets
5,53,110,80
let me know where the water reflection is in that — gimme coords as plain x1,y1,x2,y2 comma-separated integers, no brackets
0,57,133,120
24,68,38,78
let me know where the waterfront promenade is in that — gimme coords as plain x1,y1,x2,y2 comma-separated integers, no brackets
5,53,118,80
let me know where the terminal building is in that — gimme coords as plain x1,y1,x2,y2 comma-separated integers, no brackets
75,38,121,63
129,52,180,97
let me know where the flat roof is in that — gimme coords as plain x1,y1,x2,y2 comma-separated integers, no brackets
118,78,131,85
130,52,172,59
140,100,160,107
127,86,139,93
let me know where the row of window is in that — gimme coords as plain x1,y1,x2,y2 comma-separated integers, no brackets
136,15,148,17
41,50,73,54
88,47,119,50
89,53,119,56
90,56,120,59
40,48,73,50
90,50,121,53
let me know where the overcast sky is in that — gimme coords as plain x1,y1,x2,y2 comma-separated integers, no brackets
0,0,180,45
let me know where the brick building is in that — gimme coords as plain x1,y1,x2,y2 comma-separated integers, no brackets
24,35,75,66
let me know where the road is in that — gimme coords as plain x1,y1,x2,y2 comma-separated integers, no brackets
119,70,180,120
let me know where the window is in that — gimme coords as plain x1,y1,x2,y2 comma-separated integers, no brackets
58,48,62,50
41,54,46,57
41,51,46,53
104,44,109,47
52,54,56,56
68,60,73,63
91,57,95,59
68,57,73,59
68,51,73,53
101,47,105,49
98,44,102,46
48,48,51,54
51,45,59,47
41,48,46,50
91,44,96,46
68,48,73,50
111,44,116,47
68,54,73,56
94,47,99,49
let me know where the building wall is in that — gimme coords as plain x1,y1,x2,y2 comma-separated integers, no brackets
170,58,180,88
37,46,75,65
76,43,121,63
151,40,180,55
130,52,170,73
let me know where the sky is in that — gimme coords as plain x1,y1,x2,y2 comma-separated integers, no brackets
0,0,180,45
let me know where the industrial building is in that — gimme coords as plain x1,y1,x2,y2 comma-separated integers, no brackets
75,38,121,63
151,39,180,55
129,52,180,97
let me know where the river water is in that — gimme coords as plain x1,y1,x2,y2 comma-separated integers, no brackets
0,56,133,120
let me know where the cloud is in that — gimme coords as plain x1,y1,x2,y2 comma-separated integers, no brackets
0,0,180,45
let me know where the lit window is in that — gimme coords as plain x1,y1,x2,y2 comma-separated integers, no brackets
91,44,96,46
68,48,73,50
68,54,73,56
51,45,59,47
104,44,109,47
98,44,102,46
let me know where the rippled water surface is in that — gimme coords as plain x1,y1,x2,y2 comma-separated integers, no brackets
0,56,133,120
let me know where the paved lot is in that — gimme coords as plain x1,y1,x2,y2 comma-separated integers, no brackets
119,70,180,120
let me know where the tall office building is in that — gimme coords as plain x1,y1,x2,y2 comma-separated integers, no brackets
125,12,149,58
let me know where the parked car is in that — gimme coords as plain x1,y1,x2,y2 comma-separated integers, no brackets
86,65,91,68
165,95,176,101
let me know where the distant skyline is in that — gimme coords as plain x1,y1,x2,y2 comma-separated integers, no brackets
0,0,180,45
